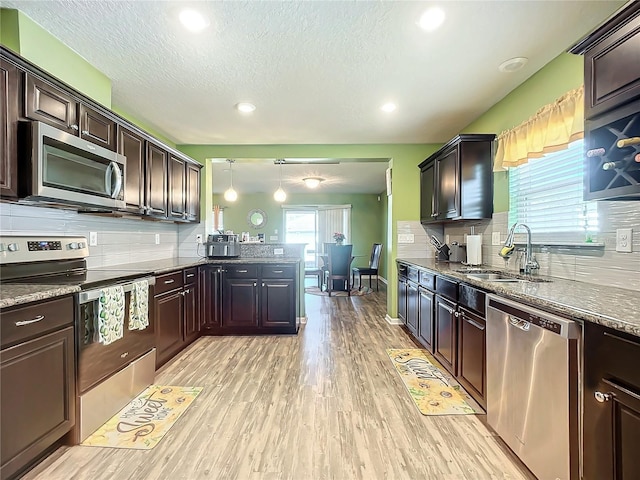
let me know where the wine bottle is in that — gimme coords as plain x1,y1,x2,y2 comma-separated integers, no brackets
586,147,606,157
602,161,626,170
616,137,640,148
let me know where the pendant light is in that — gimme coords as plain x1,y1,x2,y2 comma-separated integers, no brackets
223,159,238,202
273,159,287,202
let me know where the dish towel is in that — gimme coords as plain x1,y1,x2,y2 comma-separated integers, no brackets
97,285,125,345
128,279,149,331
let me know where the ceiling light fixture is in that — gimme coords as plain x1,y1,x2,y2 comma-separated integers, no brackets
235,102,256,113
381,102,397,113
179,9,210,33
498,57,529,73
302,177,324,189
274,159,287,203
418,7,446,32
223,159,238,202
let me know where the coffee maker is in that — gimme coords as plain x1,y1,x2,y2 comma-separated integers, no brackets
206,234,239,258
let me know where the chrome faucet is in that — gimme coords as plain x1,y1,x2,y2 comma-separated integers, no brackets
499,223,539,275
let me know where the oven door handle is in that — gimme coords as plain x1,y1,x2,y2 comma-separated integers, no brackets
78,276,156,304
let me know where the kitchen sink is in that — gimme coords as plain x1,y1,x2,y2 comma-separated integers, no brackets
465,273,522,283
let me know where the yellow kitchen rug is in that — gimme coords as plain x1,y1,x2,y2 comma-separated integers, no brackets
387,348,481,415
81,385,202,450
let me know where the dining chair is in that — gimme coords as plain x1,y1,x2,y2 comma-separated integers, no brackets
352,243,382,291
325,244,354,296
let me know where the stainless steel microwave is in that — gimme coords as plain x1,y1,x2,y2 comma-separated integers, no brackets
21,121,126,210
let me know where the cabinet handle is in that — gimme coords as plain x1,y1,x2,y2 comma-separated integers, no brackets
262,283,265,287
463,316,485,331
15,315,45,326
594,391,612,403
253,283,257,287
184,289,190,294
164,279,175,284
120,352,129,358
186,273,195,278
81,130,89,135
454,311,460,317
273,270,283,273
441,304,454,314
70,124,79,131
237,269,248,273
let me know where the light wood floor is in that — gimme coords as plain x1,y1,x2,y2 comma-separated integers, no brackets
24,284,535,480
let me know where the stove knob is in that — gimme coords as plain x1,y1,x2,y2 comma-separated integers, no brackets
67,242,79,250
78,242,87,249
7,243,19,252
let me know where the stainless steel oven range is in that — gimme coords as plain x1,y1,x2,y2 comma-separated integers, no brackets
0,235,156,443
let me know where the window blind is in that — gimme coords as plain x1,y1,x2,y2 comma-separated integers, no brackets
508,139,598,243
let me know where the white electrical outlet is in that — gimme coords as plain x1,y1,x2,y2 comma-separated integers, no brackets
89,231,98,246
616,228,633,253
155,234,160,245
445,234,450,244
398,234,414,244
492,232,501,245
195,234,203,244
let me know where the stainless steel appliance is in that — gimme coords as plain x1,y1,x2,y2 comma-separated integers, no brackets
0,235,156,443
19,121,126,210
207,234,239,258
487,295,580,480
448,241,466,263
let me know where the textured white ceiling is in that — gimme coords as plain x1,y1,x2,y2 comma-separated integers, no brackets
2,0,625,147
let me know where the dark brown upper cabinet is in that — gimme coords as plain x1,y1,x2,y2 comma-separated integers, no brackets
169,154,187,221
24,72,117,151
186,162,201,222
569,3,640,201
1,58,19,198
419,134,495,224
118,126,146,213
145,142,169,218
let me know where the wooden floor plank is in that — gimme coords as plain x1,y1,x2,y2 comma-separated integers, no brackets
22,284,535,480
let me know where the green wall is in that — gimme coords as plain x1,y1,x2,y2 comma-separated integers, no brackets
462,52,584,212
212,191,383,266
0,8,112,107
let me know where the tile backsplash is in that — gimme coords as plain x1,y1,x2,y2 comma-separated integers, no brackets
401,200,640,291
0,203,205,268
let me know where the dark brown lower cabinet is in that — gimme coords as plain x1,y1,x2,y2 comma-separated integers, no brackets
154,288,184,368
406,280,419,335
200,265,221,332
1,326,75,480
434,295,457,375
583,322,640,480
417,286,434,352
183,269,200,345
397,276,408,325
261,279,295,328
223,277,259,328
456,306,486,409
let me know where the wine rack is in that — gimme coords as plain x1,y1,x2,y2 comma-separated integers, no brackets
585,100,640,200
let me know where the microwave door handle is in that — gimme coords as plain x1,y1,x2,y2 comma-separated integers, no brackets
105,162,114,197
111,162,123,199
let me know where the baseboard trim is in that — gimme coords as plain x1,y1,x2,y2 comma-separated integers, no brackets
385,314,403,325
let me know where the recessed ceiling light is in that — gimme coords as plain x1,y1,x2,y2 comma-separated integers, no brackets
179,9,209,33
236,102,256,114
381,102,397,113
498,57,529,73
418,7,446,32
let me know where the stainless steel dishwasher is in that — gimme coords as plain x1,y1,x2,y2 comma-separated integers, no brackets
486,294,580,480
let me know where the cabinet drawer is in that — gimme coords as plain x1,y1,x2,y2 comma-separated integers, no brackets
435,276,458,302
1,296,73,348
597,326,640,388
459,284,485,316
154,270,184,295
183,267,198,284
225,265,258,278
407,266,419,283
419,270,435,290
261,265,295,278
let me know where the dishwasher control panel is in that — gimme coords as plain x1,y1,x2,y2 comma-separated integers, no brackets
528,313,562,334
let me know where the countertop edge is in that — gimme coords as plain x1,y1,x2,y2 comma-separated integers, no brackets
396,258,640,337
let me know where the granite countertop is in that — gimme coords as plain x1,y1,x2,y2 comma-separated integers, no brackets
0,256,302,309
0,284,79,309
397,258,639,337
